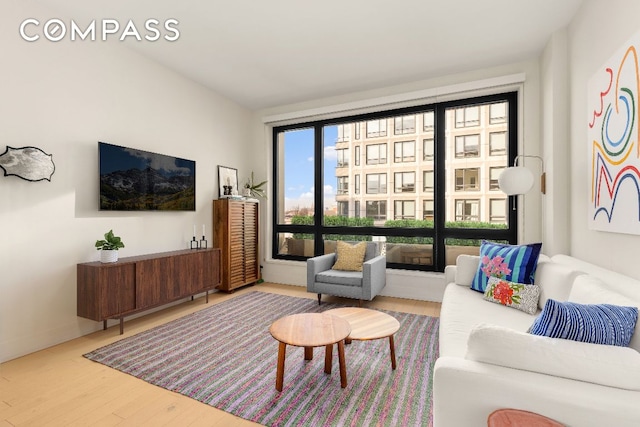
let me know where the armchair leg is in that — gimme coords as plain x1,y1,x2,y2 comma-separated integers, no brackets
358,299,362,307
317,294,322,305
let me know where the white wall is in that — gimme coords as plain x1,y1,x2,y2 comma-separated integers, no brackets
0,2,253,362
253,60,544,302
567,0,640,277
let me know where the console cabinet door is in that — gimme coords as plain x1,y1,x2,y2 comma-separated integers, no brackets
135,257,175,309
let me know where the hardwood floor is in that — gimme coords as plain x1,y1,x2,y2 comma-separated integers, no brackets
0,283,441,426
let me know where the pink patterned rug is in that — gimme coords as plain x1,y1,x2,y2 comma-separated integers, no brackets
84,291,439,426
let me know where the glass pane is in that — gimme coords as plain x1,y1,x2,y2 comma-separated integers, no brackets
386,242,433,266
277,232,314,257
445,102,509,228
277,128,315,224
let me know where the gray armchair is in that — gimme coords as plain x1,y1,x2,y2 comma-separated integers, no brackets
307,241,386,305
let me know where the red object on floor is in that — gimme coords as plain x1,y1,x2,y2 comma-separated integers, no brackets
487,409,564,426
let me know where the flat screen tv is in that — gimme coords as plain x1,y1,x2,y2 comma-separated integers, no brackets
99,142,195,211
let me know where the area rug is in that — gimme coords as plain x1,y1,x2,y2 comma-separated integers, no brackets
84,291,439,426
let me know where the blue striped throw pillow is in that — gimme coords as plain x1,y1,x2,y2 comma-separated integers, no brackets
529,299,639,347
470,241,542,293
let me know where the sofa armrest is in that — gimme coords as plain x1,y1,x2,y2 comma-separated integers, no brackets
433,356,640,427
444,265,456,285
306,253,336,290
363,254,386,299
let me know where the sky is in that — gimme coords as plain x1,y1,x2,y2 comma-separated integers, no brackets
283,125,338,212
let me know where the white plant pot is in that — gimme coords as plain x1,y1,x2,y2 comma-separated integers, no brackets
243,188,252,197
100,250,119,263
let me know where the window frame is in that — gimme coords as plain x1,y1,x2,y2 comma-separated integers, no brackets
271,92,518,272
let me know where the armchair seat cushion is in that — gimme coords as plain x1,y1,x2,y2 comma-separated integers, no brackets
315,270,363,287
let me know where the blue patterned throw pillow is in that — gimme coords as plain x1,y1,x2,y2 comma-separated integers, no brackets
470,241,542,293
529,299,639,347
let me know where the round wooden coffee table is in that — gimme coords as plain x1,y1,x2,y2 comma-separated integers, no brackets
324,307,400,369
269,313,351,391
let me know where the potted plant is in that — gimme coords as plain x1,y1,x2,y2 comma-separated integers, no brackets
95,229,125,263
244,171,268,199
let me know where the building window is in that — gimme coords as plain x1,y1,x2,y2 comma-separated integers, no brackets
423,170,434,193
337,176,349,195
366,143,387,165
455,168,480,191
336,124,351,142
394,115,416,135
366,173,387,194
423,138,434,161
489,167,504,190
366,200,386,220
455,134,480,158
455,106,480,127
490,132,507,156
394,140,415,162
490,103,507,124
366,119,387,138
336,148,349,167
354,174,360,194
423,112,434,131
394,200,415,220
423,200,434,220
354,122,361,140
490,198,507,223
337,201,348,216
455,199,480,221
354,200,360,218
354,145,360,166
394,171,415,193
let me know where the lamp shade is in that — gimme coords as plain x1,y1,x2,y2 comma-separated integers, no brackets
498,166,534,195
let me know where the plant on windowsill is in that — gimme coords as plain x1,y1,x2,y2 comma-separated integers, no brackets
244,171,267,199
95,229,125,263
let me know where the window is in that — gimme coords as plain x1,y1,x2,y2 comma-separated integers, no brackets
366,119,387,138
272,92,517,272
490,103,507,124
455,134,480,158
337,176,349,195
394,200,415,220
490,132,507,156
394,140,415,162
366,143,387,164
455,199,480,221
366,173,387,194
455,168,479,191
336,148,349,167
455,106,480,127
366,200,386,220
423,170,434,193
394,115,416,135
337,201,348,216
354,122,361,140
336,124,351,142
423,200,434,220
394,171,415,193
490,198,507,223
423,138,434,161
489,167,504,190
423,112,434,131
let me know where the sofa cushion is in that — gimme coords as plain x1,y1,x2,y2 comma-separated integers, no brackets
466,323,640,391
439,283,538,358
455,255,480,287
315,269,363,287
471,241,542,293
535,260,585,309
529,299,638,347
483,277,540,315
332,241,367,272
569,275,640,352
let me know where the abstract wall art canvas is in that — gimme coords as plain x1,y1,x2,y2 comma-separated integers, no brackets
588,30,640,235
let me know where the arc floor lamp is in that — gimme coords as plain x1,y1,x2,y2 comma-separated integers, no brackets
498,154,546,195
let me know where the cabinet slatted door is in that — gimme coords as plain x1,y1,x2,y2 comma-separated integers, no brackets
213,198,260,291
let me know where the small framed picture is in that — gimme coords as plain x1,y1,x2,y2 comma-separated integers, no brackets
218,165,239,198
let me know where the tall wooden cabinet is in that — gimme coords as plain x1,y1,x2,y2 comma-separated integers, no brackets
213,199,260,291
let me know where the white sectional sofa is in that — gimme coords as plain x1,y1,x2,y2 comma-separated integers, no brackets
433,254,640,427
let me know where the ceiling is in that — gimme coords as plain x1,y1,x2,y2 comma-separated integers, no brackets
35,0,583,110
